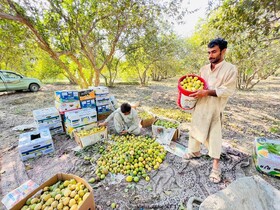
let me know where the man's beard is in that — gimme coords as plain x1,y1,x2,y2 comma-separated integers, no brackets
209,53,222,64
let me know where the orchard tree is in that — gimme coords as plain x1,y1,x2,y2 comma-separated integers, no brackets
181,22,220,75
32,49,64,81
0,20,33,71
150,37,185,81
0,0,185,88
100,55,120,87
126,31,182,85
207,0,280,89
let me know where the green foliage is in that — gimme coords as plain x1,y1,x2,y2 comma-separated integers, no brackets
181,35,208,75
0,0,187,87
119,61,139,82
269,121,280,134
126,32,183,85
32,51,64,81
205,0,280,90
150,35,185,81
0,20,33,71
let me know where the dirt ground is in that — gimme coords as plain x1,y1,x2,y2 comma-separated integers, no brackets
0,76,279,209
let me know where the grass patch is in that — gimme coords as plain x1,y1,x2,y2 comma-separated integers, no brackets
269,122,280,134
13,107,25,115
114,81,140,85
151,107,192,122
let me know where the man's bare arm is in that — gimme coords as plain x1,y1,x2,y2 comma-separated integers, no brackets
189,89,217,98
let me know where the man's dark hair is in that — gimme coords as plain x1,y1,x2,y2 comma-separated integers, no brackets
208,38,228,51
121,103,131,113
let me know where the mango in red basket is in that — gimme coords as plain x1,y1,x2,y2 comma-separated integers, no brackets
180,76,204,91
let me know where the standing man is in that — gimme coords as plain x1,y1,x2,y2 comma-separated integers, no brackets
98,102,141,135
184,38,237,183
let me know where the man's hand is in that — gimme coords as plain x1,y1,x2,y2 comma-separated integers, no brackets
121,130,128,135
189,90,208,98
98,122,108,127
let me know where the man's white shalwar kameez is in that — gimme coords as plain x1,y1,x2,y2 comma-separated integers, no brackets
189,60,237,159
105,108,140,135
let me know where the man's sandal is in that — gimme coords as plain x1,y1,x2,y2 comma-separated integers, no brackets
209,168,221,184
183,152,201,160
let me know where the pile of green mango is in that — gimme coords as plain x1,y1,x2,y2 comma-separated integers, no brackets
154,119,178,129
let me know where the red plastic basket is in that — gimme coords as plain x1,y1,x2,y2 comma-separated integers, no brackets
177,74,208,110
178,74,208,96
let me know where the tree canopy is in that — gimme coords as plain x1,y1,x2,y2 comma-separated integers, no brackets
0,0,279,89
185,0,280,89
0,0,185,87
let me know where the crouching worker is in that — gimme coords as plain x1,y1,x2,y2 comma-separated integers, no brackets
98,103,141,135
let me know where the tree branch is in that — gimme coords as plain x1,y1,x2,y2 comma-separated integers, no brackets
0,12,22,21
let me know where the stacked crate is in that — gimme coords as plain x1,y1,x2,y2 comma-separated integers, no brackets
33,107,64,135
54,90,81,113
90,86,112,120
64,108,97,137
54,89,97,136
78,89,96,109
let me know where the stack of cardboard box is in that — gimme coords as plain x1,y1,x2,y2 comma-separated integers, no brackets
54,90,81,113
33,107,64,135
90,86,112,120
54,89,96,136
78,89,96,109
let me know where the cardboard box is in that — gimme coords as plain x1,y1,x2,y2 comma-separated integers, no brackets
33,107,61,125
97,105,111,114
141,117,156,128
95,93,109,99
55,100,81,112
49,126,64,135
152,118,180,141
78,89,95,101
80,99,96,109
90,86,109,95
55,90,79,102
64,108,97,128
38,123,64,135
73,124,108,148
64,122,96,136
138,109,156,128
11,173,95,210
18,128,54,161
109,95,118,111
1,180,39,210
95,97,110,106
35,116,62,126
253,137,280,177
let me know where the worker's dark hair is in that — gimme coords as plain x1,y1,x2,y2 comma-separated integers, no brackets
208,38,228,51
121,103,131,113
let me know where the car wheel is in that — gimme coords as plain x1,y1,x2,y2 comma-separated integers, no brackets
29,83,40,92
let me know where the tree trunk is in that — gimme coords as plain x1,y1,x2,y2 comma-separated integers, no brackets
101,73,108,86
65,75,77,85
94,70,101,87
